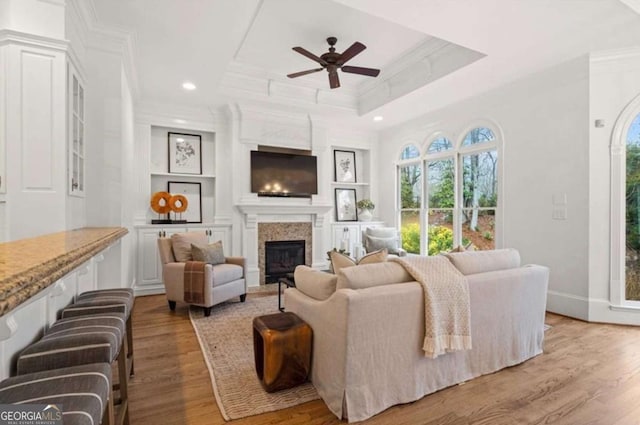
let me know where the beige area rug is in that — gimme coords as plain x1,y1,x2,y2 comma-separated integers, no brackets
189,284,320,421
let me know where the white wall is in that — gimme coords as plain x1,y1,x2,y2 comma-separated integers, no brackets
378,57,592,320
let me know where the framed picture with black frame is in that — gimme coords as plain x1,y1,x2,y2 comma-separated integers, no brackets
168,132,202,175
334,150,356,183
168,181,202,223
335,188,358,222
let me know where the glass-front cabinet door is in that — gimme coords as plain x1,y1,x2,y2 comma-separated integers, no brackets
68,63,85,196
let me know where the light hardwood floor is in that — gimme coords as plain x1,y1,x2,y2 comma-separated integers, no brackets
129,294,640,425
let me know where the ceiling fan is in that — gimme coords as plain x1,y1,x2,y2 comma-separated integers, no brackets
287,37,380,89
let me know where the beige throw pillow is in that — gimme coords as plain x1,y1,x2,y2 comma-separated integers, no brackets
329,248,388,275
191,240,225,265
171,232,209,262
293,266,337,301
336,261,414,290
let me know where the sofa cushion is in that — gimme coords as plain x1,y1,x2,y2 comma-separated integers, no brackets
330,249,387,275
445,248,521,276
171,232,208,262
294,266,337,300
210,263,243,286
336,261,413,290
191,240,225,265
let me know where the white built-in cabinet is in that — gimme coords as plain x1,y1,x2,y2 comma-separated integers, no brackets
331,221,385,255
67,62,85,196
135,123,226,295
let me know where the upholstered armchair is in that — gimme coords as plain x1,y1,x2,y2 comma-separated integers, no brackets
361,227,407,257
157,233,247,316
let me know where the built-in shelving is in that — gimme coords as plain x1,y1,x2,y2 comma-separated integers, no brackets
330,181,370,186
151,172,215,179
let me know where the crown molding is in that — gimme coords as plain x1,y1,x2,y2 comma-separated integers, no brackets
135,101,219,131
0,29,68,51
220,61,359,114
358,38,486,115
590,46,640,63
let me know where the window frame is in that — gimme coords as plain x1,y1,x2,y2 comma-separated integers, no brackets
611,93,640,308
68,61,86,197
396,122,503,255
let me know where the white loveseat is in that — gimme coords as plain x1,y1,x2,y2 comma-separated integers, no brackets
284,249,549,422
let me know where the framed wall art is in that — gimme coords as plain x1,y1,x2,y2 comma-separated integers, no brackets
168,132,202,175
168,181,202,223
335,188,358,222
334,150,356,183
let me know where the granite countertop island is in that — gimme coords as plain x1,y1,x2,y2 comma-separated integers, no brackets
0,227,128,317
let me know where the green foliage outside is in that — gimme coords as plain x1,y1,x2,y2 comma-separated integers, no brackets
401,222,421,254
626,145,640,251
401,223,457,256
428,225,453,255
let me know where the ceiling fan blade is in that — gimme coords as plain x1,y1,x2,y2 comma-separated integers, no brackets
292,47,328,66
338,41,366,65
287,68,324,78
341,65,380,77
329,71,340,89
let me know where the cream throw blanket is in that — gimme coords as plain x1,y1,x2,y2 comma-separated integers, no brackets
391,256,472,358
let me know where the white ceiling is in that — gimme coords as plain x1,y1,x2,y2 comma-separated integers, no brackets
91,0,640,130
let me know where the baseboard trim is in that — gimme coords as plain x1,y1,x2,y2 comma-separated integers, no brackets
134,284,165,297
546,290,589,321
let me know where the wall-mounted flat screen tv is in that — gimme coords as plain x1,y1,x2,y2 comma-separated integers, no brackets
251,150,318,198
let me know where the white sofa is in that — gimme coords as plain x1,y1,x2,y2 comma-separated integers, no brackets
284,249,549,422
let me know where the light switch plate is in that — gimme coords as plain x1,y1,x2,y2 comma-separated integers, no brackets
552,207,567,220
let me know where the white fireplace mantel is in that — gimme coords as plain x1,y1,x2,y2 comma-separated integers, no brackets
236,203,333,228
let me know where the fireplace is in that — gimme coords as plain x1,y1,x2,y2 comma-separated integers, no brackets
265,240,305,283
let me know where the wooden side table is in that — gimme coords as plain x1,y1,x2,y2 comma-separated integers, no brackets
252,312,312,393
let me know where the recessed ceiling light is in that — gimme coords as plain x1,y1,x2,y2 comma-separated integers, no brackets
174,119,186,124
373,116,384,122
182,81,196,90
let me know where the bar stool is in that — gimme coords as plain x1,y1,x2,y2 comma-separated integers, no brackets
0,363,114,425
62,288,135,377
17,312,129,425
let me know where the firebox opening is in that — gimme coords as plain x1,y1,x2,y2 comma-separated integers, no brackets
265,240,306,283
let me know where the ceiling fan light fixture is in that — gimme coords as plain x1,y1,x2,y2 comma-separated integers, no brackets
287,37,380,89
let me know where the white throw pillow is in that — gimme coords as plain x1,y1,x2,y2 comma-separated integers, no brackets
364,235,401,255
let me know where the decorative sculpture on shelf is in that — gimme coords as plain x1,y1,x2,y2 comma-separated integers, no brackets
150,191,189,224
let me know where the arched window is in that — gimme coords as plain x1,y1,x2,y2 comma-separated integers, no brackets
397,127,500,255
461,127,495,146
459,127,498,251
425,137,455,254
427,137,453,153
398,144,422,254
625,113,640,301
401,144,420,160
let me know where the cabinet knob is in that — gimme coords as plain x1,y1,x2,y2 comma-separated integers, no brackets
158,231,162,237
163,231,166,237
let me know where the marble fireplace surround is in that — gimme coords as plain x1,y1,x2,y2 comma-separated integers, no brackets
236,203,332,286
